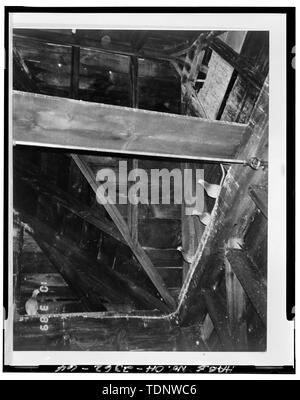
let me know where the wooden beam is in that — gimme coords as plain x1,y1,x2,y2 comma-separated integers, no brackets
13,48,39,92
14,160,127,245
127,159,139,244
128,57,139,242
249,184,268,218
70,45,80,99
131,31,149,54
13,91,247,162
178,76,268,323
226,249,267,326
14,35,177,82
224,257,248,348
202,289,234,350
129,56,139,108
209,36,265,90
13,29,182,64
15,210,171,313
71,154,176,310
14,312,177,351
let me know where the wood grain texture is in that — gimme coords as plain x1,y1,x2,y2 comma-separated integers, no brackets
15,211,171,313
13,91,247,161
14,313,178,351
203,289,234,350
226,249,267,326
209,37,265,90
14,159,126,245
178,76,268,326
71,154,176,310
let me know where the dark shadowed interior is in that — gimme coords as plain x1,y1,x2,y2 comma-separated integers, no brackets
13,29,268,351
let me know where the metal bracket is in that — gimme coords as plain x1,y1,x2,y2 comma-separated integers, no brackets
246,157,267,170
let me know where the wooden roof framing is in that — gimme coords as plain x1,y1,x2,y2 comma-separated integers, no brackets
71,154,176,310
12,29,269,351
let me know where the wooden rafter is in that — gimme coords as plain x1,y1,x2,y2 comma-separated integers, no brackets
203,289,234,350
13,48,39,92
71,154,176,310
13,29,183,64
15,210,171,313
14,312,177,351
13,90,247,162
128,55,139,243
209,36,266,90
249,184,268,218
178,76,269,323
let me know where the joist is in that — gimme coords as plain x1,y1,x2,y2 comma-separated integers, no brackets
13,90,247,162
226,249,267,326
71,154,176,310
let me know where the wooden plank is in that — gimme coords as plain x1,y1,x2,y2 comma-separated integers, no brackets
178,76,269,325
14,160,127,245
128,57,139,242
13,91,247,162
71,154,176,310
127,159,139,244
226,249,267,326
129,56,139,108
15,210,171,314
138,219,181,249
202,289,234,350
249,184,268,218
224,257,248,349
143,248,183,268
14,313,178,351
13,223,24,313
13,29,183,64
209,36,265,90
13,48,39,92
70,45,80,99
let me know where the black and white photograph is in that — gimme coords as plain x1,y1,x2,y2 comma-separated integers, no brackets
2,7,295,374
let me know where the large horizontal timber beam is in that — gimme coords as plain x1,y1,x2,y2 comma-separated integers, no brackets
71,154,176,310
178,76,268,332
14,158,126,245
13,90,247,162
14,311,178,351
